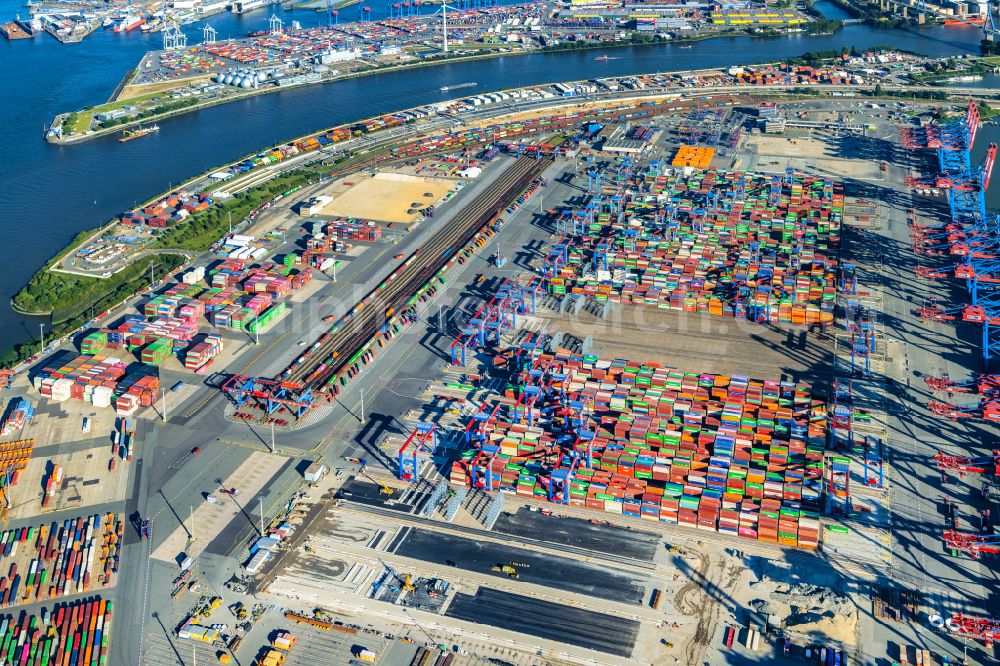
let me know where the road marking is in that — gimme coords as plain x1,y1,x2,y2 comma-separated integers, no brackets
137,534,153,665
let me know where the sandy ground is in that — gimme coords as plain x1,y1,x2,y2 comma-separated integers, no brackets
749,135,833,159
464,97,676,130
323,172,455,224
116,76,213,102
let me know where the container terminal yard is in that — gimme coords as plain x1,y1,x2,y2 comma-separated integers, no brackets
1,59,1000,665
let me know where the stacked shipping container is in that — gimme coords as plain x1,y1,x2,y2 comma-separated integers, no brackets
0,598,114,665
0,514,122,608
548,168,841,327
451,351,825,548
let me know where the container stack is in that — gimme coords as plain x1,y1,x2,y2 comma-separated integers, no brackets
0,598,113,665
671,145,715,168
33,356,127,407
0,440,33,488
114,374,159,417
450,351,827,549
120,316,198,345
111,417,136,466
290,267,312,289
184,335,224,373
246,303,286,335
326,220,382,242
243,272,292,296
0,399,33,437
549,168,841,327
0,514,121,608
41,465,62,509
80,332,108,356
139,339,172,365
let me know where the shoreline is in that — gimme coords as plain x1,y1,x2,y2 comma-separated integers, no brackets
9,54,981,361
46,30,754,146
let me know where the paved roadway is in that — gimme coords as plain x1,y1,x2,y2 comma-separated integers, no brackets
445,588,641,658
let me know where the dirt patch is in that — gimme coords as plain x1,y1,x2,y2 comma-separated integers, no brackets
116,76,212,102
322,173,455,224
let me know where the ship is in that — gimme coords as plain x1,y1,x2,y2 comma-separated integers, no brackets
119,125,159,142
102,16,114,28
231,0,276,14
440,82,477,92
114,14,145,32
944,17,985,25
140,17,162,32
594,55,608,61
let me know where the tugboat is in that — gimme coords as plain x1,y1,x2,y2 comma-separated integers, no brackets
119,125,159,142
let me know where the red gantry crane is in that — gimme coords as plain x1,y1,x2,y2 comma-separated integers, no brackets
935,449,1000,480
928,399,1000,422
925,373,1000,396
949,613,1000,648
942,530,1000,559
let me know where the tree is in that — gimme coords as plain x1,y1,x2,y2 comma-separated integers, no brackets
874,82,884,97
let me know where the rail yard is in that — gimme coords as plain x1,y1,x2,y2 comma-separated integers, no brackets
2,60,1000,665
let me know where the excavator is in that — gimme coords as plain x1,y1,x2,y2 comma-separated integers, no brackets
359,469,395,496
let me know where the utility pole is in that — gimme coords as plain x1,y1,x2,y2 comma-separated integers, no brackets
149,262,155,289
257,496,265,536
228,210,233,234
270,420,275,453
359,388,365,423
161,387,168,422
189,505,195,542
38,323,45,355
332,258,337,282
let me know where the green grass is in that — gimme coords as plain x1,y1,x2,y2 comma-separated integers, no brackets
4,253,186,369
92,90,165,113
67,110,94,134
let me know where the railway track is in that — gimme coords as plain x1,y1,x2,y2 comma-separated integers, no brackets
283,155,552,392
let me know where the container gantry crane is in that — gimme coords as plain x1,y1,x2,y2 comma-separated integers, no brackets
949,613,1000,647
925,373,1000,396
942,530,1000,559
928,399,1000,422
935,449,1000,480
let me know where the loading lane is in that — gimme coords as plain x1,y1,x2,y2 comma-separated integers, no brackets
392,527,647,605
445,588,640,658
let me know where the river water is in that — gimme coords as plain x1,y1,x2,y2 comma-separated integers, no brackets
0,0,988,350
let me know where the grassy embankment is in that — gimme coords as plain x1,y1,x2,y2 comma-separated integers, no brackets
3,154,355,368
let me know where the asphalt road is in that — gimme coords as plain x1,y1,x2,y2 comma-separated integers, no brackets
392,527,648,605
445,588,640,657
493,508,661,562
